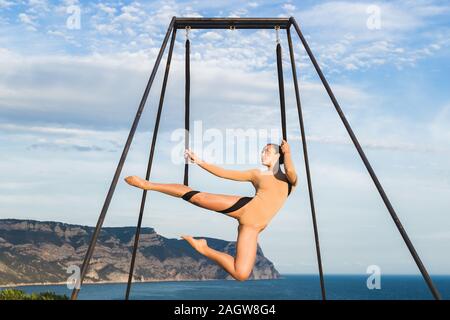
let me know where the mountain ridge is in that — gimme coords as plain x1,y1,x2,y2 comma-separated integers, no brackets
0,218,280,286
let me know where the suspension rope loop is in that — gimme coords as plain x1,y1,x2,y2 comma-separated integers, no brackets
275,25,280,44
185,25,190,41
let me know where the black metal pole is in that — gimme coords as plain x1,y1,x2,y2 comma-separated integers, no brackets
276,41,287,141
289,16,441,300
183,33,190,186
70,16,176,300
286,26,326,300
124,28,177,300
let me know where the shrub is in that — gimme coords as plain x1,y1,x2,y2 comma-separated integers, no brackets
0,288,68,300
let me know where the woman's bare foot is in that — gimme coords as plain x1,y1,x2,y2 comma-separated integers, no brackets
181,235,208,255
124,175,152,190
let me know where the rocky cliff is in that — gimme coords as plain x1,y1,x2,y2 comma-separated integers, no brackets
0,219,280,286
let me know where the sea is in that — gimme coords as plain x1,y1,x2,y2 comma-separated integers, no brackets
10,274,450,300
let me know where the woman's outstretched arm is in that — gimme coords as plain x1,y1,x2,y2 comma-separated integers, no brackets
281,140,298,186
198,161,256,182
185,149,256,182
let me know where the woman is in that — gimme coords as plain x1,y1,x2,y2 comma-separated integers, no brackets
124,139,298,281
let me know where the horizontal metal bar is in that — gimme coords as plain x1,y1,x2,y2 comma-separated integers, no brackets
174,17,290,29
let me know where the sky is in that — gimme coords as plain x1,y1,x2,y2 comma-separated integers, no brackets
0,0,449,279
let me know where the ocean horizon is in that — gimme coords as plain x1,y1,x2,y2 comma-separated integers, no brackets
6,274,450,300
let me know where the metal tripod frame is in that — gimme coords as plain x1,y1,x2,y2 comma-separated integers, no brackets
71,17,441,301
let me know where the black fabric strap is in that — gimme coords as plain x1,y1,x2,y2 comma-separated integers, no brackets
182,190,200,201
277,42,287,141
216,196,253,214
184,38,190,186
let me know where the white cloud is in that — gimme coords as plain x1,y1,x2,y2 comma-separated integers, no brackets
0,123,110,136
97,3,116,15
115,3,142,22
1,45,448,158
0,0,14,8
299,2,421,32
95,22,121,35
282,2,296,13
4,0,448,74
27,0,50,14
151,4,178,26
229,8,248,17
292,1,450,71
18,12,38,31
200,31,223,41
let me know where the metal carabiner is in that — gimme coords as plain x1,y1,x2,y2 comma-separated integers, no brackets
185,26,191,40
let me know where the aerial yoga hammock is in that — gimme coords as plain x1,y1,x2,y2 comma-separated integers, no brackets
124,26,297,282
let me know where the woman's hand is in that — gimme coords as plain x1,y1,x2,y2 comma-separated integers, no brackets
280,139,291,155
184,149,203,164
280,139,297,186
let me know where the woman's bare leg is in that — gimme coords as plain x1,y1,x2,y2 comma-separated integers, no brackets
124,175,191,197
124,175,243,214
125,175,259,280
181,225,259,281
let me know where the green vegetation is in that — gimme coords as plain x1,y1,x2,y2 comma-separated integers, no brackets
0,288,68,300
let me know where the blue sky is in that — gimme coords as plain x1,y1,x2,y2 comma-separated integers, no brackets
0,0,449,277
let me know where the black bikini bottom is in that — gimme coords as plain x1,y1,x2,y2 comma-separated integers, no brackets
181,190,253,214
